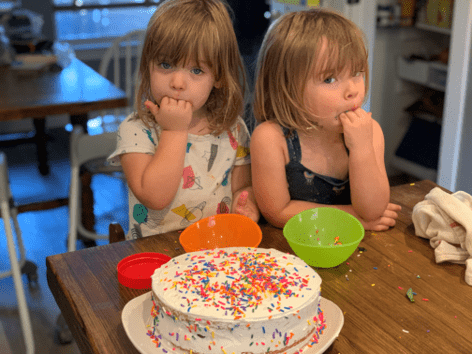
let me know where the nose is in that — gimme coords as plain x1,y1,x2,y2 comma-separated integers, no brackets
170,70,186,91
344,79,359,101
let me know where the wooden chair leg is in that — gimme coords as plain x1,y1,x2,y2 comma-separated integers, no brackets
80,169,95,233
109,223,125,244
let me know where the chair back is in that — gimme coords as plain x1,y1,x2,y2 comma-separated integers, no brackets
95,29,146,129
70,125,118,167
68,125,121,252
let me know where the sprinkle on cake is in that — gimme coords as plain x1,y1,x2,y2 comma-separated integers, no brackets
149,247,326,354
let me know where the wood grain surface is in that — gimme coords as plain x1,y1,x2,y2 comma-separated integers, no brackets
46,180,472,353
0,58,127,122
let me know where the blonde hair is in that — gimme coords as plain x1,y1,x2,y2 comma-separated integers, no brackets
136,0,246,135
253,8,369,133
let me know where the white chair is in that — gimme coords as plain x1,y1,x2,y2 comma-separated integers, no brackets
67,126,121,252
58,127,123,343
0,152,35,353
88,29,146,135
67,30,145,249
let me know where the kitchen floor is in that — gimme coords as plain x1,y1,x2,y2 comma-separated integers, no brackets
0,124,419,354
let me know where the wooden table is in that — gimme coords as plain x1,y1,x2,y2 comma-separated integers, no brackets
0,57,127,175
46,180,472,353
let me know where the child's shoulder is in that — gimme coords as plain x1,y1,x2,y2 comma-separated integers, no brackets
118,112,141,129
224,116,251,139
251,121,285,143
119,113,158,133
231,116,250,131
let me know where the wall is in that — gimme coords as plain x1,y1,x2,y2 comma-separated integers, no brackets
455,60,472,193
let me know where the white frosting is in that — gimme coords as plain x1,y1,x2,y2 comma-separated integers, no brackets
150,247,326,353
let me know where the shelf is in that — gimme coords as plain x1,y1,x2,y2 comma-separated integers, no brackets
415,22,451,35
397,57,447,92
391,156,437,181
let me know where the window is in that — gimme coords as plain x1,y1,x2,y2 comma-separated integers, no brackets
52,0,159,52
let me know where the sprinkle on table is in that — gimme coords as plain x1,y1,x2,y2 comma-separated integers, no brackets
406,288,415,302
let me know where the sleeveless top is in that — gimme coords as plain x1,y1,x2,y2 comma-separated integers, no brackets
283,127,351,205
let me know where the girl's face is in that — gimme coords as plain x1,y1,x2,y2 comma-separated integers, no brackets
303,40,365,132
149,58,219,118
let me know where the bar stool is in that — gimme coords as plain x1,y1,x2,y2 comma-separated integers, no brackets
0,152,35,353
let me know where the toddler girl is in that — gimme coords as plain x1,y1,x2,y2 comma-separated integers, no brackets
251,8,400,231
108,0,258,239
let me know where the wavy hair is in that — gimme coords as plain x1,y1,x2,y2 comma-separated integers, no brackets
253,8,369,133
135,0,246,135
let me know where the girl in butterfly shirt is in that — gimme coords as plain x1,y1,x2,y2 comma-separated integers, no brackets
108,0,258,238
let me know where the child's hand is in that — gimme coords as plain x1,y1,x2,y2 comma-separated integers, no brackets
145,98,193,131
338,108,374,151
360,203,402,231
232,190,260,223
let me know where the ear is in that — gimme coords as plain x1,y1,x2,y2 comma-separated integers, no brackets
214,81,222,89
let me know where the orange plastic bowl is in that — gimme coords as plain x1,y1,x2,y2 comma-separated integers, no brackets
179,214,262,252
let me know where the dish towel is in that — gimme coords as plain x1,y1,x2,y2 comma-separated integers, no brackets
412,187,472,286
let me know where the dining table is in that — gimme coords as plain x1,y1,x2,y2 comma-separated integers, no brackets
46,179,472,354
0,56,127,233
0,56,127,176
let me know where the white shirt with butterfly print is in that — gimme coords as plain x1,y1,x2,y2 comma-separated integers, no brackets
107,113,251,239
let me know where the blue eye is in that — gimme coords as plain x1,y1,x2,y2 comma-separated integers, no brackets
324,77,336,84
191,68,203,75
160,62,171,69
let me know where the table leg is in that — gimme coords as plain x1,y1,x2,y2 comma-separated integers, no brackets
33,118,49,176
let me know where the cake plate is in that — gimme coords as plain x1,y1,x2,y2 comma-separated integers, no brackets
122,291,344,354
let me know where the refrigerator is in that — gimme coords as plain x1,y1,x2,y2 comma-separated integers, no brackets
267,0,472,193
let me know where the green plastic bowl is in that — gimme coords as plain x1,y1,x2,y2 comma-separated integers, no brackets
283,207,365,268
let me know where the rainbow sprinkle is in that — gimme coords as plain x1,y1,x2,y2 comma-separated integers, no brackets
162,249,310,319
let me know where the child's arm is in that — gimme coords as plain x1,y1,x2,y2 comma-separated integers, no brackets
231,164,260,222
251,122,399,230
121,99,192,211
339,109,390,221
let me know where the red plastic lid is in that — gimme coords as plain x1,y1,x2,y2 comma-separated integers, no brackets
117,252,171,289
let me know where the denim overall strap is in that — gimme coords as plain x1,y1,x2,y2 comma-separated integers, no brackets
281,127,302,163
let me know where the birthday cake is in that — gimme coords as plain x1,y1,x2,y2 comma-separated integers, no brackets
148,247,326,353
